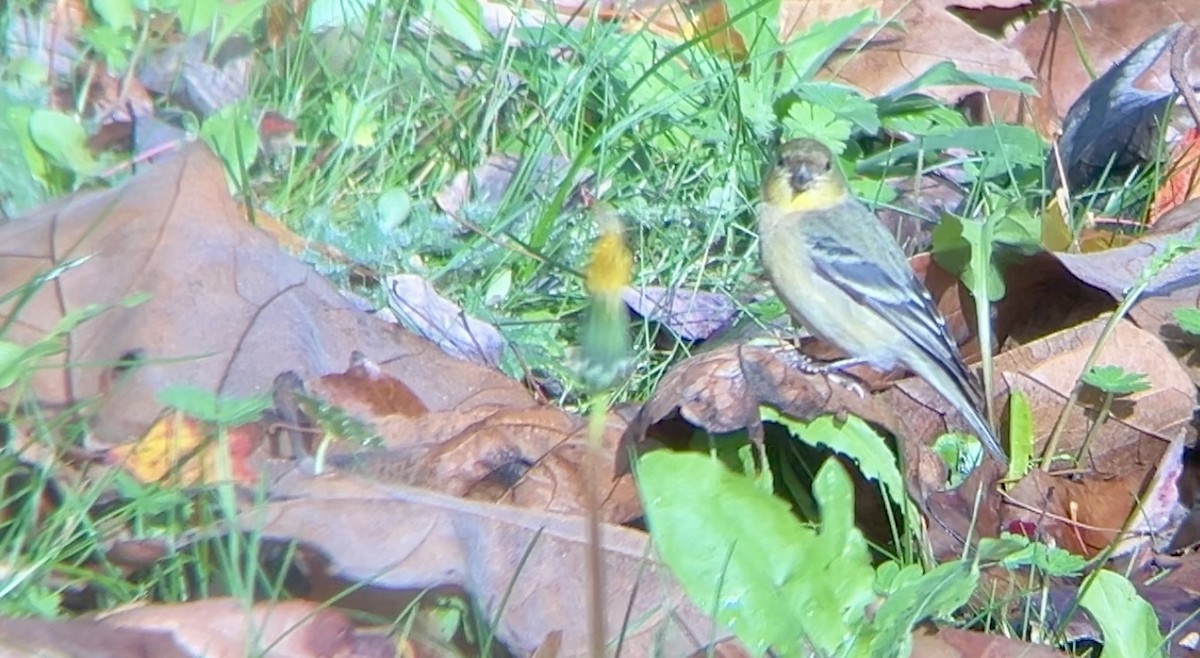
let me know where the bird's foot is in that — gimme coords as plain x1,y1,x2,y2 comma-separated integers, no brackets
789,352,870,398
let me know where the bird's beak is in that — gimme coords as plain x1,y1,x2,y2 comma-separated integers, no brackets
789,165,813,191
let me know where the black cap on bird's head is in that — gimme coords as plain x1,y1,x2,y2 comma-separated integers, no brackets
776,138,836,193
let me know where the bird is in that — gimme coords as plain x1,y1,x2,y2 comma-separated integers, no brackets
756,138,1007,465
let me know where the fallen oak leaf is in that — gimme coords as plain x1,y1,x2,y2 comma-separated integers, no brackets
618,338,910,472
253,469,730,657
0,142,535,445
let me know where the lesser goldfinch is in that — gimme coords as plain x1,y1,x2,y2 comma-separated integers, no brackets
757,138,1007,465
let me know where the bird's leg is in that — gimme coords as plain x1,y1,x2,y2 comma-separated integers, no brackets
790,351,870,398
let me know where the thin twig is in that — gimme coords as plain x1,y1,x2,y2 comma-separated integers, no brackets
1170,25,1200,130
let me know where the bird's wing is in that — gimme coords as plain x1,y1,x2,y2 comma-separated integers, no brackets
807,232,983,403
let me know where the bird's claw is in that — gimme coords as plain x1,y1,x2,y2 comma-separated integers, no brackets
786,350,870,398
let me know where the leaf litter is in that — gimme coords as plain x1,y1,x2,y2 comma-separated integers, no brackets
5,0,1200,655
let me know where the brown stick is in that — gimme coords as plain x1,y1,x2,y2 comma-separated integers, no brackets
1170,25,1200,130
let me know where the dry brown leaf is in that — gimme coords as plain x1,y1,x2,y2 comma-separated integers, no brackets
281,354,640,522
1001,468,1147,557
255,470,729,657
306,355,429,420
989,1,1200,136
325,404,641,522
1134,556,1200,649
619,339,910,469
99,599,394,658
792,0,1033,100
0,143,533,445
912,625,1072,658
540,0,1031,100
621,285,738,341
0,617,191,658
999,316,1191,467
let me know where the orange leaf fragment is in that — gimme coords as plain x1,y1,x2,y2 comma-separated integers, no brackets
107,411,260,486
1149,127,1200,223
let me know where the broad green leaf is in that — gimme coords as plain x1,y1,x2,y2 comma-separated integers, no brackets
932,201,1040,304
931,433,982,488
328,92,380,148
1006,389,1034,478
28,110,100,176
1078,570,1165,658
723,0,781,52
91,0,136,31
761,408,910,515
847,177,898,207
794,82,881,134
887,61,1036,99
978,534,1087,577
200,104,260,174
1172,307,1200,336
736,78,775,138
781,10,876,83
876,95,967,137
782,100,851,149
639,451,875,656
866,560,977,656
212,0,269,46
175,0,219,35
1083,365,1151,396
872,125,1043,179
0,97,46,214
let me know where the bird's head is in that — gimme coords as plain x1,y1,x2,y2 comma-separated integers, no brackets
761,139,848,213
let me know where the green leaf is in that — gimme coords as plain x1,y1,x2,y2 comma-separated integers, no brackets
875,95,967,137
427,0,488,52
866,560,977,656
977,533,1087,577
1173,307,1200,336
80,24,134,70
1083,365,1151,396
0,341,26,389
175,0,219,35
28,110,100,176
794,82,881,134
328,92,380,148
931,199,1041,304
782,100,851,149
91,0,137,31
886,61,1036,99
864,125,1043,179
931,433,982,488
199,104,260,174
759,408,912,523
781,10,876,82
212,0,269,47
0,96,46,214
158,386,271,425
1006,389,1034,478
639,451,875,656
723,0,781,59
1078,570,1166,658
736,78,776,138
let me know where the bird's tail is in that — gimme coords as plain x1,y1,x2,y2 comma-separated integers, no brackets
912,359,1007,466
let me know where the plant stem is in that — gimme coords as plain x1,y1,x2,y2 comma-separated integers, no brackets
1072,391,1111,465
585,391,610,658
